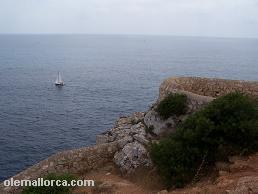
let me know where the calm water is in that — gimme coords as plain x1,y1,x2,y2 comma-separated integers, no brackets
0,35,258,181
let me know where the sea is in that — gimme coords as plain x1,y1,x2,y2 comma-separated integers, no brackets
0,34,258,181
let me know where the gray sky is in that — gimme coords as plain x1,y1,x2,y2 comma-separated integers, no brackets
0,0,258,38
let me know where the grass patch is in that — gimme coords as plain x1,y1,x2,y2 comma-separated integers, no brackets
22,173,76,194
150,92,258,187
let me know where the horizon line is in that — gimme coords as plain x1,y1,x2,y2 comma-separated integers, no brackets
0,33,257,40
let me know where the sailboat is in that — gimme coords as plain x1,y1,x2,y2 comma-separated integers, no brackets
55,72,64,86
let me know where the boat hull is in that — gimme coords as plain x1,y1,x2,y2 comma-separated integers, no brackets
55,82,64,86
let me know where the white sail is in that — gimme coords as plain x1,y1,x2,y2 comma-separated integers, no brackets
55,72,64,85
55,76,59,84
58,73,63,83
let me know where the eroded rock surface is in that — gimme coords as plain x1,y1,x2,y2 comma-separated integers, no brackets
114,141,152,174
144,90,214,135
96,112,146,144
4,77,258,194
96,112,152,174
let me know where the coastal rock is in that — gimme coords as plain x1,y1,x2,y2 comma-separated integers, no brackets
113,141,152,174
117,136,134,149
158,83,214,112
159,77,258,99
96,134,109,144
129,122,146,136
96,113,151,175
115,117,132,127
115,112,144,127
96,113,146,145
144,109,176,135
110,122,146,142
131,112,145,124
4,77,258,194
133,134,149,146
184,90,214,113
144,90,214,135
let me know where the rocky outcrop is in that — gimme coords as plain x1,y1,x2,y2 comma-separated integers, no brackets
96,112,145,144
96,112,153,174
144,109,178,135
146,76,258,136
114,141,151,174
0,142,119,194
3,76,258,194
159,77,258,99
97,77,258,173
144,90,214,135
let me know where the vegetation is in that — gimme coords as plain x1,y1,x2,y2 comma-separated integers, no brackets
22,173,76,194
145,125,154,134
156,93,188,119
150,92,258,187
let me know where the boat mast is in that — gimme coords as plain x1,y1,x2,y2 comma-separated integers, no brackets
58,72,60,83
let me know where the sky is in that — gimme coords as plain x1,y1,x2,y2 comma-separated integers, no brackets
0,0,258,38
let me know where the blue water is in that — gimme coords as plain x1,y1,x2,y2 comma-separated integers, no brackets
0,35,258,181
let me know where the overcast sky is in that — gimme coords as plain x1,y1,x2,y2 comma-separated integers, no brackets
0,0,258,38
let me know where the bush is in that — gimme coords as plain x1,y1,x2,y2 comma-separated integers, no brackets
22,173,76,194
156,93,188,119
145,125,154,134
150,92,258,187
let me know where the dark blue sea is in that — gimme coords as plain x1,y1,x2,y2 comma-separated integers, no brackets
0,34,258,181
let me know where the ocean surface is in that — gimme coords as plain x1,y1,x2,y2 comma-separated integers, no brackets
0,34,258,181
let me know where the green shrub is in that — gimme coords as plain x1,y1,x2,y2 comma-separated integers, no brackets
156,93,188,119
145,125,154,134
150,92,258,187
22,173,76,194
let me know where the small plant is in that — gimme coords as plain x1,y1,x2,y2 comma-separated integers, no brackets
145,125,154,134
22,173,76,194
151,92,258,187
156,93,188,119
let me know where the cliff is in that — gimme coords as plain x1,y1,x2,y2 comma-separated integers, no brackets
1,76,258,194
159,76,258,98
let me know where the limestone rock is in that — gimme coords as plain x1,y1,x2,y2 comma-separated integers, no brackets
115,112,144,127
117,136,133,149
144,89,213,136
130,122,146,136
133,134,149,146
144,109,176,135
96,113,146,144
159,77,258,99
131,112,145,124
96,134,109,144
113,141,152,174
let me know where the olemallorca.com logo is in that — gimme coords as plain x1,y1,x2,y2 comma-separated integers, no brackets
4,177,95,187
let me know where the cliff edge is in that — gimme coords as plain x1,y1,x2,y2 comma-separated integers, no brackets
1,76,258,194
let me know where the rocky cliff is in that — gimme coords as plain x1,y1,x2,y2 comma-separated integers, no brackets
1,76,258,194
160,76,258,98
